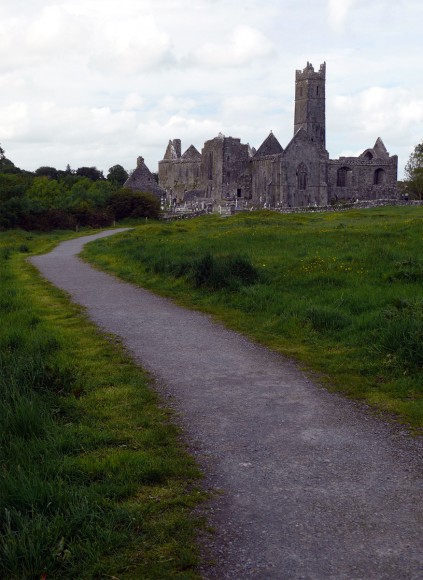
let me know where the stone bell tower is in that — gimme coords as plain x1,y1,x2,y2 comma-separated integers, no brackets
294,62,326,149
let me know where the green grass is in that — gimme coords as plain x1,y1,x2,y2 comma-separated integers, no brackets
82,207,423,432
0,229,203,579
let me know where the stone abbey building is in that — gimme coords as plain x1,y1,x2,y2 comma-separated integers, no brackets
125,62,398,207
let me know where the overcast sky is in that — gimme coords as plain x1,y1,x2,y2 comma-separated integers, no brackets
1,0,422,178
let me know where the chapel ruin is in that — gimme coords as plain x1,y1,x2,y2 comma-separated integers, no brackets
125,62,398,207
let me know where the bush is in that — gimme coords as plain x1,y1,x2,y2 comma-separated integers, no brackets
193,253,259,290
107,189,160,220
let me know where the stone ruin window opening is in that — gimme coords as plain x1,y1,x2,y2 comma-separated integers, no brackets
364,151,373,161
237,188,242,198
337,167,352,187
297,163,307,190
208,152,214,180
374,168,386,185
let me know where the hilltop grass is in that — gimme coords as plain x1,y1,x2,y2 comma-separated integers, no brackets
82,206,423,432
0,229,203,579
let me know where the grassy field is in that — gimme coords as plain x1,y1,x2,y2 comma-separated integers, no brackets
82,206,423,432
0,229,203,579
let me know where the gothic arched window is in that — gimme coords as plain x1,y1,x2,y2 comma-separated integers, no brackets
374,168,385,185
337,167,352,187
297,163,307,190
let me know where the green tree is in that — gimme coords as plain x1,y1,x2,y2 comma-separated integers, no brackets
35,166,59,180
76,166,104,181
0,143,5,160
404,141,423,199
26,177,64,211
107,189,160,220
107,164,128,186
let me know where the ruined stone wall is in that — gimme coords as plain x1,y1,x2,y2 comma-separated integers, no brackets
200,135,251,199
159,158,202,200
251,155,283,206
124,156,165,198
327,156,398,202
282,133,329,207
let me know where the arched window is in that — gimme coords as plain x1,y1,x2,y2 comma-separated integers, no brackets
374,168,385,185
337,167,352,187
364,151,373,161
297,163,307,190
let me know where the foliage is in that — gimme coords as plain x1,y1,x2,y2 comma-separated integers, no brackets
107,164,128,186
83,208,423,430
404,141,423,199
107,189,160,220
0,230,203,578
192,253,260,290
76,166,104,181
35,166,59,180
0,145,160,230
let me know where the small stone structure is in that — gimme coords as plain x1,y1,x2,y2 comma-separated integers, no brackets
125,62,398,207
123,156,165,198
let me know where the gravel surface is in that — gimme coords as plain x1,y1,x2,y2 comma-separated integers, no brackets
30,229,423,579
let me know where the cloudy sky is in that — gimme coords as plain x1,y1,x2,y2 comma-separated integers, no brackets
1,0,422,178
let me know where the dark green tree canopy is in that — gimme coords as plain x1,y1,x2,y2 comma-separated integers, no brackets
107,164,128,186
35,166,59,180
405,141,423,199
76,166,104,181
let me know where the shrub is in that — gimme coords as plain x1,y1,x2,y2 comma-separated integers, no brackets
107,189,160,220
193,253,259,290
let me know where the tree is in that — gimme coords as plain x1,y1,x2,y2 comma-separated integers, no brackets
404,141,423,199
76,166,104,181
0,143,5,160
107,164,128,186
35,166,59,180
107,189,160,220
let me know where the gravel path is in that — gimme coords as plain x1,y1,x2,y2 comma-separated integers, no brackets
31,229,423,580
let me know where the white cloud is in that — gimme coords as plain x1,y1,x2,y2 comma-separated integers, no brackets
89,14,175,75
0,103,29,139
190,25,275,68
1,0,422,179
327,0,359,30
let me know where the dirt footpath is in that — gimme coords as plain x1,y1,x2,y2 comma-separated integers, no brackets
31,230,423,579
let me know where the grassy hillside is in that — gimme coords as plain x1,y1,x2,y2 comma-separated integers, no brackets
82,207,423,431
0,229,203,579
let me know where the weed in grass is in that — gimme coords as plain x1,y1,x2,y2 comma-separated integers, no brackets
193,252,260,290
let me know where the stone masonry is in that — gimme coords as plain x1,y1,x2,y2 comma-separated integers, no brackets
125,62,398,207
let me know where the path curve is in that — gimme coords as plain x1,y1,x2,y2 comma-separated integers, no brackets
31,230,423,579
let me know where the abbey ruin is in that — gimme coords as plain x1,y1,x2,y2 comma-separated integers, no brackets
125,62,398,207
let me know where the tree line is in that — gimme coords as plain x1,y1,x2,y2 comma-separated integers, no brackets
0,146,160,230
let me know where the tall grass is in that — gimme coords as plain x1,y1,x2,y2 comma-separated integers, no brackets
83,207,423,430
0,230,203,579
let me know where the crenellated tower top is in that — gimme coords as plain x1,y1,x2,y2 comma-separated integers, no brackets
294,61,326,149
